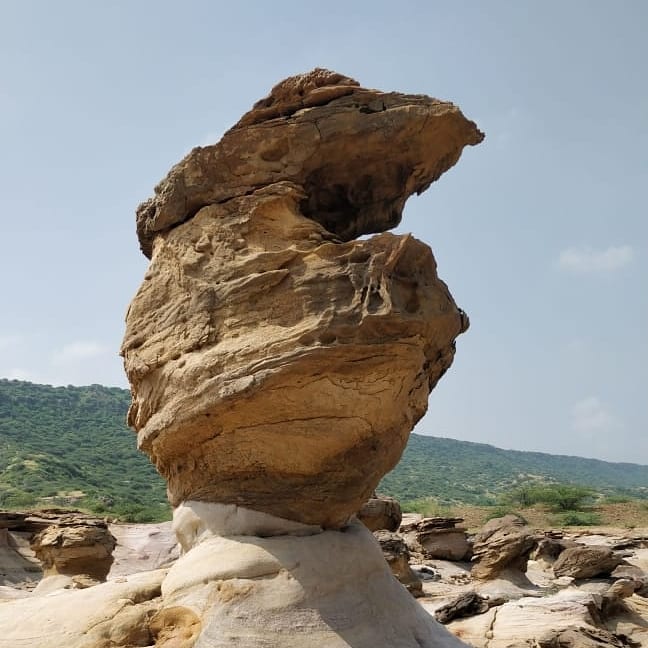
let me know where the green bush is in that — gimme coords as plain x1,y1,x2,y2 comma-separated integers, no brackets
506,483,594,512
554,510,601,526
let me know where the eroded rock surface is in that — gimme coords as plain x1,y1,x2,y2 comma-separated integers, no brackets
122,69,482,529
553,545,624,580
357,493,403,532
471,515,537,580
375,529,424,597
401,517,471,562
31,517,116,584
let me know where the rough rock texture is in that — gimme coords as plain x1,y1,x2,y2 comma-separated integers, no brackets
122,69,482,528
0,569,165,647
357,493,402,532
155,502,465,647
446,591,627,648
434,591,490,624
30,518,116,583
471,515,537,580
374,529,424,597
108,521,179,578
401,517,471,562
553,545,624,580
1,510,115,590
135,68,483,258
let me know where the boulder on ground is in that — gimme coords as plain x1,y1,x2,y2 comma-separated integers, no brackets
401,517,471,562
374,529,424,597
122,68,482,529
30,518,116,584
471,515,536,580
357,493,402,532
553,545,624,580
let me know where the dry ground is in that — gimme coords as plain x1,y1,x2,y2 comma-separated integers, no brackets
442,501,648,533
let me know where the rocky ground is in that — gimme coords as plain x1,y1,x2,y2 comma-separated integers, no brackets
3,504,647,647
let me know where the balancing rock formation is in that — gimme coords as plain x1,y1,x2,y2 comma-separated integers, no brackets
121,69,483,647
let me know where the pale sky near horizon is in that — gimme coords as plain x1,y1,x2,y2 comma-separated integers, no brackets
1,1,646,464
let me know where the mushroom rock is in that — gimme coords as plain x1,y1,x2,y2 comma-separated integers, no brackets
122,69,482,528
30,518,116,586
122,69,482,647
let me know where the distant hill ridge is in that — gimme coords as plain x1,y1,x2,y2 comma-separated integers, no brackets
1,379,647,519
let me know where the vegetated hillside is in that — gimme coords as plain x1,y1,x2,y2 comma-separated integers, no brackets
380,433,648,505
0,379,169,521
1,380,647,520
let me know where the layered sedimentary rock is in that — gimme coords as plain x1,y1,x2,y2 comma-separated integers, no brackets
118,69,482,647
122,68,482,529
30,519,116,584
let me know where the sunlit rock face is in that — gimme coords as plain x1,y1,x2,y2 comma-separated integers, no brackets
121,68,483,529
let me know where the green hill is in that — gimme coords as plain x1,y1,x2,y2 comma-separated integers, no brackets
1,379,647,520
380,433,648,505
0,379,169,521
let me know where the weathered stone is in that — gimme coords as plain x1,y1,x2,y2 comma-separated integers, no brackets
471,515,536,580
157,502,465,647
135,68,483,258
122,69,482,529
374,529,424,597
30,519,116,583
434,591,490,624
357,493,402,532
553,545,624,580
401,517,471,562
0,569,164,647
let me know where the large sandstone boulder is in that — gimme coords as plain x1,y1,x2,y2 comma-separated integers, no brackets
117,70,482,647
553,545,624,580
122,69,482,529
30,518,116,584
471,515,536,580
374,529,424,597
357,493,402,532
401,517,471,562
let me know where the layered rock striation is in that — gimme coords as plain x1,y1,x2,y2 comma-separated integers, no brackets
118,69,482,647
122,69,482,529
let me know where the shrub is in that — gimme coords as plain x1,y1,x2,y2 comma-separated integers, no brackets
506,483,594,512
554,510,601,526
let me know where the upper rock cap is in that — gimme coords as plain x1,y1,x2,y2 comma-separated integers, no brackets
136,68,484,257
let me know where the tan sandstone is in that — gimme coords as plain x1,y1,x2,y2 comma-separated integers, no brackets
121,69,482,528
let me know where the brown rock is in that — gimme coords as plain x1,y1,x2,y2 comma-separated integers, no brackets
434,591,490,624
374,529,424,597
553,545,624,580
357,493,402,532
536,625,626,647
122,70,482,528
401,517,471,562
30,518,116,583
471,515,536,580
135,68,483,258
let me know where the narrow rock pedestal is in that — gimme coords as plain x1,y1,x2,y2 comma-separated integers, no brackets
156,502,466,647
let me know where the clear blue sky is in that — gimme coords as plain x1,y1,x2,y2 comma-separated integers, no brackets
1,1,646,463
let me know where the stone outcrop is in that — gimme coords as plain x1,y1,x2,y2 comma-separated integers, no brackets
553,545,624,580
117,70,482,647
0,568,165,647
30,517,116,585
471,515,536,580
122,68,482,530
374,529,424,597
357,493,402,532
401,517,471,562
